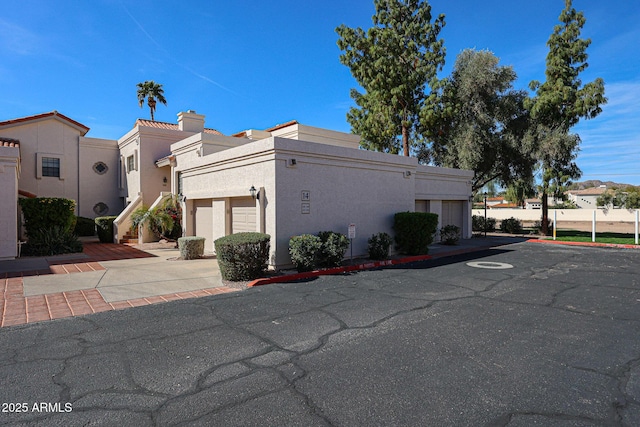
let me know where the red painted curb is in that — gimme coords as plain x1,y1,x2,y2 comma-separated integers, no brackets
247,254,433,287
529,239,640,250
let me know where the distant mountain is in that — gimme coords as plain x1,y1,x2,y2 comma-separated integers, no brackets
568,180,638,190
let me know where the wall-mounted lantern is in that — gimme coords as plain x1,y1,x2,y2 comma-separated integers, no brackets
250,185,259,200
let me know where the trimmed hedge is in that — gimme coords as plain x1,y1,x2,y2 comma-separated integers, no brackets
19,198,76,236
289,234,322,272
215,232,270,281
18,197,81,256
393,212,438,255
368,232,392,260
472,215,496,232
95,216,118,243
74,216,96,236
178,236,205,260
500,217,523,234
317,231,349,268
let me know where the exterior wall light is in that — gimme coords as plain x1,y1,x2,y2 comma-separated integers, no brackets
163,177,168,184
250,185,257,199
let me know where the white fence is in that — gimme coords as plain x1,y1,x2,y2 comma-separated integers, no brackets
472,208,639,223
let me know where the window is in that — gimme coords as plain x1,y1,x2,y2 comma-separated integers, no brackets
177,172,183,196
127,155,134,173
93,161,108,175
93,202,109,216
42,157,60,177
36,153,63,180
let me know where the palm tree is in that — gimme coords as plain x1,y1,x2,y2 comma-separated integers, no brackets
136,80,167,121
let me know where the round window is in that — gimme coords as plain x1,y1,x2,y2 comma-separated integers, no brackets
93,202,109,216
93,161,108,175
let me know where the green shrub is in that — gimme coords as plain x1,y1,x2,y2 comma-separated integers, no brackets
533,219,554,234
368,232,392,260
74,216,96,236
393,212,438,255
317,231,350,267
289,234,322,272
215,232,270,281
19,198,76,236
178,236,205,260
500,217,523,234
22,226,83,256
472,215,496,232
440,225,461,245
95,216,118,243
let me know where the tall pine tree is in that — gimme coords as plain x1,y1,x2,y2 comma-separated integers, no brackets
336,0,445,156
528,0,606,234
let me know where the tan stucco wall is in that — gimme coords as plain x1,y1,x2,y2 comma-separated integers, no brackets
0,146,20,259
0,118,82,209
78,137,122,218
174,136,474,269
415,164,474,238
118,124,199,207
270,124,361,149
177,138,277,259
272,138,415,266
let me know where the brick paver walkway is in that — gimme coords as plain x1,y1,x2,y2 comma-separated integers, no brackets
0,243,237,328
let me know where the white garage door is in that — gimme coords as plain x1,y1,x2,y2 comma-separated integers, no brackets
231,197,256,234
194,199,213,252
441,201,464,230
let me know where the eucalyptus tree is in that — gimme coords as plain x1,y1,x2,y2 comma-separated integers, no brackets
527,0,607,234
421,49,535,192
136,80,167,121
336,0,446,156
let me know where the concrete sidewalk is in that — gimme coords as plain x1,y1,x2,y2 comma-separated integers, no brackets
21,247,223,303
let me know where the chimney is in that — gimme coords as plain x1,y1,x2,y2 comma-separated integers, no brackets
177,110,205,132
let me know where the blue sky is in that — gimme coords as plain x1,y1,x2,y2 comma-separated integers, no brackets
2,0,639,184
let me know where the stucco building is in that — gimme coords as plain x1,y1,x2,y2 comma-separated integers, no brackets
0,110,474,265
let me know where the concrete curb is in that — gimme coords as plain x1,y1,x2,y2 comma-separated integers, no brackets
247,255,432,287
247,244,504,287
529,239,640,250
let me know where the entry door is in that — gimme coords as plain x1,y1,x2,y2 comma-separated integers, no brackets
231,197,256,234
194,199,213,252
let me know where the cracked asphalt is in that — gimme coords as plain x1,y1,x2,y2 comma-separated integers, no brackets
1,241,639,426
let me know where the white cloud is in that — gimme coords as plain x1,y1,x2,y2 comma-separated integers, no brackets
0,19,40,55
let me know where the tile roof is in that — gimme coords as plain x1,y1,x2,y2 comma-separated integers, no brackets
135,119,223,135
0,137,19,147
18,189,37,198
0,111,89,135
265,120,298,133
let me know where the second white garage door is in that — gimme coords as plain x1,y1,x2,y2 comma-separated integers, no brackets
231,197,256,234
441,200,464,230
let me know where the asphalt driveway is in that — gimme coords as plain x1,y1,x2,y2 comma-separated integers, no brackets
0,241,639,426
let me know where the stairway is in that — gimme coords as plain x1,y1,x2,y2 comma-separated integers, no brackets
119,231,139,244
